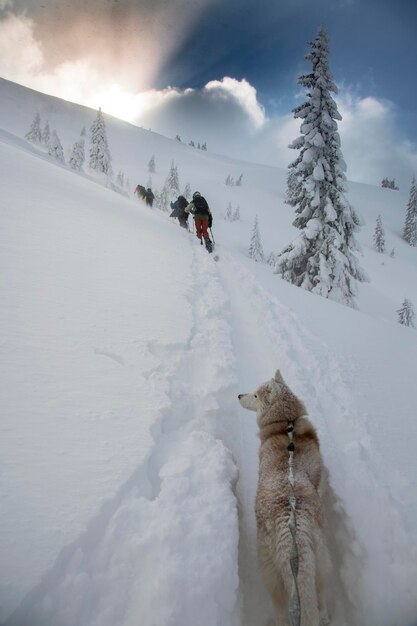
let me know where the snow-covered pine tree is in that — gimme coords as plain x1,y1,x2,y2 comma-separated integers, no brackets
403,176,417,246
189,140,195,147
89,108,113,177
373,215,385,253
224,202,233,221
267,252,277,267
235,174,243,186
183,182,191,200
390,248,395,258
225,175,232,186
25,113,42,144
165,161,180,195
69,131,85,171
48,130,65,164
156,185,170,212
285,168,298,205
116,171,125,187
41,121,50,146
175,135,182,142
249,215,264,262
201,142,207,151
397,298,415,328
275,26,367,307
148,155,156,173
232,205,241,221
197,142,201,149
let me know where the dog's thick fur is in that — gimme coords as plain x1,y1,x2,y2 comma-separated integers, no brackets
239,370,330,626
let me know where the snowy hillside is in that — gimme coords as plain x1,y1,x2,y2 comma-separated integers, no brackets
1,78,417,626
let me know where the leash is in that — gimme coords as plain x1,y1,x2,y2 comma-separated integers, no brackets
287,423,301,626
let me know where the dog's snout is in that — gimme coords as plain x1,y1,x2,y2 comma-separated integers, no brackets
238,394,243,399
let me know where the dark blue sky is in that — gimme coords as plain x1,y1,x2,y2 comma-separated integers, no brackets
159,0,417,136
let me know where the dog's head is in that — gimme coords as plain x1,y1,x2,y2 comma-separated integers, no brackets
238,369,305,427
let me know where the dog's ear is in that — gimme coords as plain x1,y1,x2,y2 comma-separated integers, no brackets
274,369,285,384
269,378,283,396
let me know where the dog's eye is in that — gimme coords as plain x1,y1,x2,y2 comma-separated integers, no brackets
254,394,257,398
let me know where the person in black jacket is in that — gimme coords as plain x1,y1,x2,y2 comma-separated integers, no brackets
170,195,189,229
145,188,155,207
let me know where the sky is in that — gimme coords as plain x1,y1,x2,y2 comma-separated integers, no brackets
0,0,416,188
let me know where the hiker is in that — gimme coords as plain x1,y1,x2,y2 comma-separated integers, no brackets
145,187,155,207
170,195,189,229
134,184,146,200
185,191,213,252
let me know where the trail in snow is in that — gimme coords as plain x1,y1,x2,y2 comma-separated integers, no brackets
218,250,417,626
6,242,241,626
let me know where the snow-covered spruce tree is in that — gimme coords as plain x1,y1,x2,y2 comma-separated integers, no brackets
403,176,417,246
69,132,85,171
189,140,195,147
232,205,241,221
148,155,156,173
165,161,180,195
235,173,243,186
48,130,65,164
267,252,277,267
224,202,233,221
285,168,299,205
275,26,367,307
156,185,169,212
183,182,191,200
249,215,264,262
89,108,113,176
397,298,415,328
41,121,50,146
201,142,207,151
373,215,385,253
25,112,42,144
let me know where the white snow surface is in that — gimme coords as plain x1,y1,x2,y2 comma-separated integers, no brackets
1,78,417,626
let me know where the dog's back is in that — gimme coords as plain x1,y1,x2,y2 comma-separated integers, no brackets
239,371,330,626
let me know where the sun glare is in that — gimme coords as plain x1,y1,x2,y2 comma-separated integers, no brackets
87,84,145,124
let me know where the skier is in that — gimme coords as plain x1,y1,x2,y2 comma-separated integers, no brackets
170,195,189,229
134,184,146,200
145,187,155,207
185,191,213,252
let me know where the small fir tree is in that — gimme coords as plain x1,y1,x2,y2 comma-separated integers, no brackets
224,202,233,221
275,26,367,307
201,142,207,151
267,252,277,267
235,174,243,186
232,205,241,221
41,121,50,146
175,135,182,142
403,176,417,246
165,161,180,195
148,155,156,173
116,171,125,187
249,215,264,262
397,298,415,328
156,185,170,212
25,113,42,144
373,215,385,253
69,132,85,171
183,182,191,200
390,248,395,258
48,130,65,164
189,140,195,147
89,108,113,176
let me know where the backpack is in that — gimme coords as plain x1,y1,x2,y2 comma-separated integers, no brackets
193,195,210,215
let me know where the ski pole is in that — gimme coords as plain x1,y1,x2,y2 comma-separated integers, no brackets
209,227,215,243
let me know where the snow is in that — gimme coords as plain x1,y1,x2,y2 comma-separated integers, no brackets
1,77,417,626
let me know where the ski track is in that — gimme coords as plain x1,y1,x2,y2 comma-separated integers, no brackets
219,250,417,626
6,237,417,626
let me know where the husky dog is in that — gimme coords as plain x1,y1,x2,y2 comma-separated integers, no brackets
238,370,330,626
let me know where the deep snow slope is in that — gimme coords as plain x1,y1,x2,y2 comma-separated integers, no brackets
1,78,417,626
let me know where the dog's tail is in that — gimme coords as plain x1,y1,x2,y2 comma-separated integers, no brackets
275,517,322,626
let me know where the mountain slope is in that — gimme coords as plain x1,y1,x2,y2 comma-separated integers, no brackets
1,78,417,626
